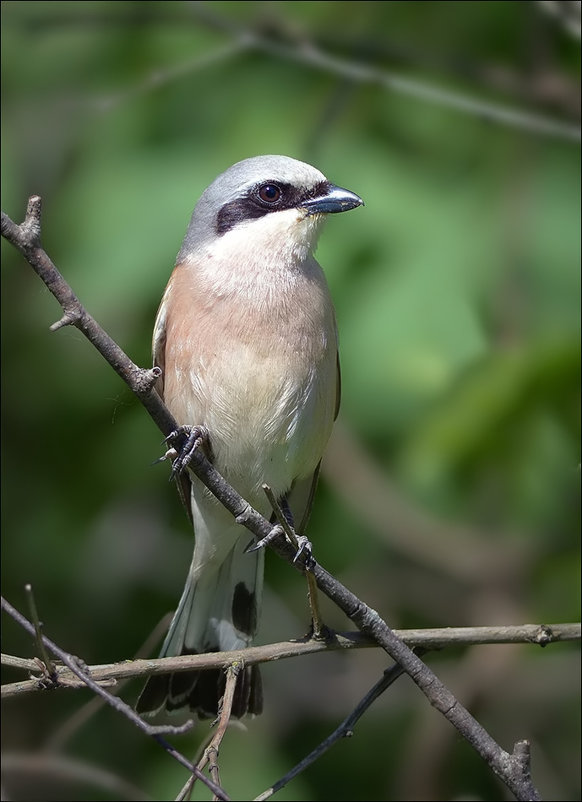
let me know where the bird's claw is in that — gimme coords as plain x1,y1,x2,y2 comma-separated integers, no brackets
151,447,178,466
159,425,210,480
245,527,314,568
244,524,285,553
293,535,314,567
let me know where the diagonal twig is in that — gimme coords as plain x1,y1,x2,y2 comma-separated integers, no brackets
255,656,416,800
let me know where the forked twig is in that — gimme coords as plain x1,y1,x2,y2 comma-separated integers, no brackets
24,584,58,684
175,663,241,802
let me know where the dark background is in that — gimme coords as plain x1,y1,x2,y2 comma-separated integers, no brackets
1,2,580,800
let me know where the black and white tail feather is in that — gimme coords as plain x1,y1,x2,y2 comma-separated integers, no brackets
137,527,264,718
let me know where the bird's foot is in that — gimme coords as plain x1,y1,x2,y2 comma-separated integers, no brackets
293,535,314,568
160,424,210,480
244,524,286,553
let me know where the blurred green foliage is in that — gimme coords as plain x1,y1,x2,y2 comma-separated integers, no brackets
1,2,580,800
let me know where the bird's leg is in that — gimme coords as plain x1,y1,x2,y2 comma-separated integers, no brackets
260,486,326,640
277,496,314,566
303,559,326,640
257,486,304,556
244,524,286,553
244,494,311,555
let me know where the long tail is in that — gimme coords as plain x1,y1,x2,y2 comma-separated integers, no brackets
136,533,264,718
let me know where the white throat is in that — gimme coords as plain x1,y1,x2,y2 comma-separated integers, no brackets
193,209,326,299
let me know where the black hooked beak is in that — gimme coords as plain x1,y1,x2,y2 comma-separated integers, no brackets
300,183,364,215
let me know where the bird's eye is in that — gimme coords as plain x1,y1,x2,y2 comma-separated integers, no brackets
257,183,282,204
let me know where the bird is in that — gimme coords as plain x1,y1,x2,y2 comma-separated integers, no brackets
136,155,363,718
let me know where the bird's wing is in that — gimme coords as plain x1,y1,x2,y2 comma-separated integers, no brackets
286,351,341,533
153,286,194,525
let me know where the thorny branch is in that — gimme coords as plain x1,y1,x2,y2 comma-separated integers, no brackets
1,196,566,800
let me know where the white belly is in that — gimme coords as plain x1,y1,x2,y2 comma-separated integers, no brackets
171,336,336,510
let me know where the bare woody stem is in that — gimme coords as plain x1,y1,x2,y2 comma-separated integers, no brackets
2,622,578,700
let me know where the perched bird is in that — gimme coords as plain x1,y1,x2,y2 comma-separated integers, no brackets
136,155,363,717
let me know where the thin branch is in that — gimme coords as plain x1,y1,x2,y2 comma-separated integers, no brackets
537,0,582,40
202,664,240,797
4,624,578,700
44,613,174,753
2,654,43,671
88,40,251,113
323,419,531,585
1,752,151,802
188,1,581,143
255,657,414,800
0,596,229,802
32,3,578,143
8,3,581,122
24,583,58,682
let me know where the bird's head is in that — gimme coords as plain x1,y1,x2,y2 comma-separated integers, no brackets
177,155,364,266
